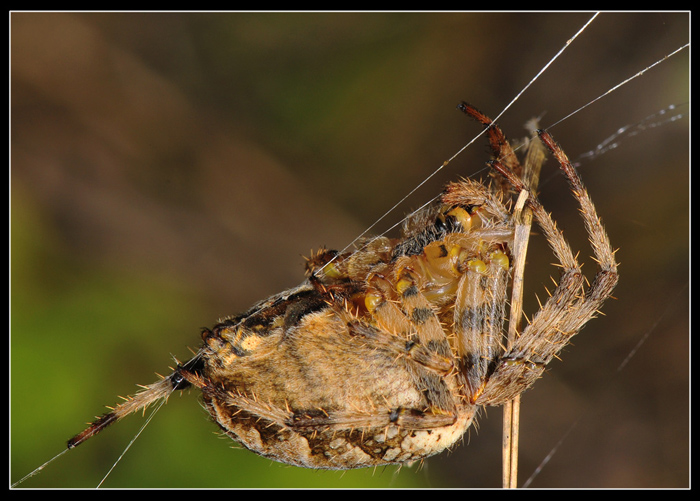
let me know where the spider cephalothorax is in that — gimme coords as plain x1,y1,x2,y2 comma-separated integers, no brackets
68,103,618,470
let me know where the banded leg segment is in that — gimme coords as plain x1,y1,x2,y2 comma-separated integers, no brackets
453,254,511,403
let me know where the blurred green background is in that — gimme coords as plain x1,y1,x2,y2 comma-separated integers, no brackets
11,12,688,488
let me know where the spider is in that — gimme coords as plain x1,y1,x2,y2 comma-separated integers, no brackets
67,103,618,471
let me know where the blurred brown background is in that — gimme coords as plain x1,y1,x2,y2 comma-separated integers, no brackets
11,12,688,488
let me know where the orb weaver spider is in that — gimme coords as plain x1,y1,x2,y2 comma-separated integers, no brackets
67,102,618,473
